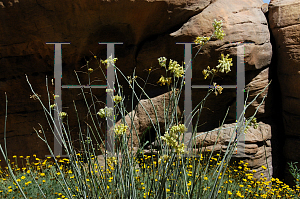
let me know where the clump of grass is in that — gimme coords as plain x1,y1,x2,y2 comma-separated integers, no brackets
1,19,294,199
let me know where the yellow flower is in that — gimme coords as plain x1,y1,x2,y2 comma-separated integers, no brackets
228,191,232,195
101,56,118,67
59,112,67,119
194,36,210,45
113,95,122,104
212,82,223,96
212,19,226,40
114,123,128,136
158,57,167,68
88,68,93,73
168,59,184,78
97,107,113,118
216,54,232,74
157,75,172,86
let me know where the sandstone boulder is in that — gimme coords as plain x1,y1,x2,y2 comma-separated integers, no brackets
113,90,182,148
195,121,272,179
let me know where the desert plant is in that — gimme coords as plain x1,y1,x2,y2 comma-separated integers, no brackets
289,162,300,188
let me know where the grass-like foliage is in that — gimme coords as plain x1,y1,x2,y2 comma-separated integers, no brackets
0,20,299,198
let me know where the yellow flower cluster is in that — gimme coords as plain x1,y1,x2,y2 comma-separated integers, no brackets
158,57,184,77
114,123,128,136
212,19,226,40
168,59,184,78
114,95,122,104
201,54,232,81
107,156,117,169
202,66,216,80
213,82,223,96
59,112,67,119
158,57,167,68
194,36,210,46
157,75,172,86
216,54,233,74
50,104,56,110
127,75,138,84
161,124,187,155
97,107,113,118
244,117,258,133
156,57,185,87
169,124,187,134
158,154,170,164
100,55,118,67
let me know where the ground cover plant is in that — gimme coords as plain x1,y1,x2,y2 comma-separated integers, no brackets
0,19,299,198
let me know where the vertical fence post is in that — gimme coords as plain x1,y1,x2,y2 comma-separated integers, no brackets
46,42,70,157
99,42,123,156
